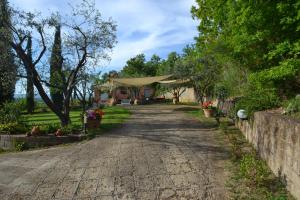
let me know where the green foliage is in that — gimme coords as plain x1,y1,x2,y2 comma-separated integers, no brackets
156,52,182,96
157,52,180,76
0,0,17,104
219,121,293,200
235,88,280,117
214,85,229,101
39,123,60,134
285,95,300,114
0,123,28,135
0,147,5,154
60,124,81,135
239,153,271,187
191,0,300,99
50,25,64,111
250,59,300,85
121,54,159,77
0,101,24,124
14,141,28,151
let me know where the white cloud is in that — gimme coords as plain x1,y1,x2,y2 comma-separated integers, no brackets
9,0,198,71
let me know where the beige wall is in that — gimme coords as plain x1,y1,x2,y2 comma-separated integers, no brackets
164,87,197,103
236,112,300,199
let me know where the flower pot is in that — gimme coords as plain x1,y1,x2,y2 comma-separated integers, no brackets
87,118,101,129
203,108,214,118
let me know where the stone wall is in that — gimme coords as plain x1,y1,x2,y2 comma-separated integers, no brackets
0,134,86,150
236,112,300,199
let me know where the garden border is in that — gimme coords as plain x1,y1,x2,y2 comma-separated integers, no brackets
236,111,300,199
0,134,86,150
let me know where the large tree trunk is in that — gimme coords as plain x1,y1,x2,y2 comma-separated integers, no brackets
26,68,35,114
26,36,34,114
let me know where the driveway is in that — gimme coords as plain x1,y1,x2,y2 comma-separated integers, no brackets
0,105,229,200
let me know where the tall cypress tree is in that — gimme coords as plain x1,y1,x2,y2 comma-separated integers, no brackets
0,0,17,104
26,35,34,113
50,25,64,110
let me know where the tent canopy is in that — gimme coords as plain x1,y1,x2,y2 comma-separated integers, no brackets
159,79,190,85
95,75,191,90
110,75,172,87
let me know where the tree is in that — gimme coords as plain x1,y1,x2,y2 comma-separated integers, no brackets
182,45,220,104
156,52,188,103
2,0,117,126
121,54,160,77
0,0,17,104
74,70,99,112
157,52,180,76
121,54,146,77
50,25,64,111
144,54,160,76
99,70,119,84
191,0,300,97
25,35,34,113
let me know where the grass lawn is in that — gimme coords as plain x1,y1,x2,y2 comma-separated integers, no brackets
22,106,131,132
186,108,218,128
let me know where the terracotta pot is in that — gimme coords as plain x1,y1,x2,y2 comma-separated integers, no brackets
203,108,214,118
86,118,101,129
55,129,63,136
31,126,40,136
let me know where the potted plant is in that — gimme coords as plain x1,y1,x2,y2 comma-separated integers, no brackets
202,101,215,118
86,109,104,129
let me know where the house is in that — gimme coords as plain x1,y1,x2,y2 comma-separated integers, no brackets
93,75,171,105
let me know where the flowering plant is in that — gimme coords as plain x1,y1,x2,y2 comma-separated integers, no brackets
86,109,104,120
202,101,214,109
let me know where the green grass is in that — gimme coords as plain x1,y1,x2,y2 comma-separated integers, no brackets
219,121,295,200
186,108,294,199
290,112,300,121
22,106,131,133
186,109,218,128
166,101,200,106
23,110,82,125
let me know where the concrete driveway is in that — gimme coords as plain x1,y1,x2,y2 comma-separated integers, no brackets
0,105,229,200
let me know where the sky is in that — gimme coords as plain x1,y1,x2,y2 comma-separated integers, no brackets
10,0,199,73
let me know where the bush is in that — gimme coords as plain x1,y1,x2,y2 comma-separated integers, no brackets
39,123,60,135
285,95,300,114
214,85,229,101
0,123,28,135
14,141,28,151
235,88,280,118
0,101,24,124
60,124,82,135
34,101,49,113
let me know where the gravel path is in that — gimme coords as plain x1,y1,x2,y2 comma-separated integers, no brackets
0,105,229,200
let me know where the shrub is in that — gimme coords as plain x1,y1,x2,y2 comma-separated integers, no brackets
285,95,300,114
214,85,229,101
0,148,5,154
39,123,60,135
15,98,27,112
0,123,28,135
0,101,24,124
14,141,28,151
61,124,82,135
235,88,280,118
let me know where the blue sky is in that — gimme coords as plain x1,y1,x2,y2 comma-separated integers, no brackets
10,0,198,73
